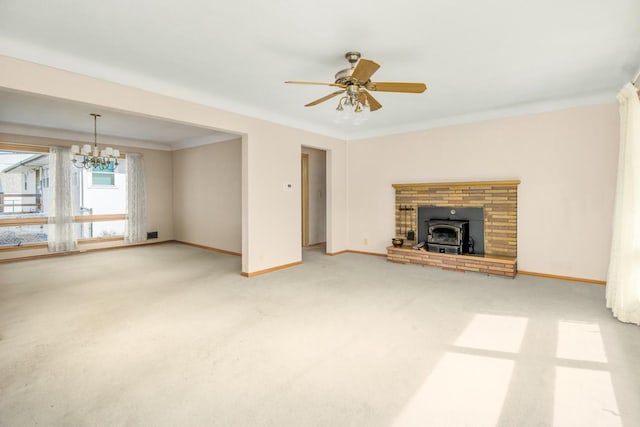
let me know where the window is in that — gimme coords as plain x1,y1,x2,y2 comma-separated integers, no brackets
0,149,49,216
76,161,126,238
1,144,128,247
0,147,50,247
91,163,115,186
40,167,50,189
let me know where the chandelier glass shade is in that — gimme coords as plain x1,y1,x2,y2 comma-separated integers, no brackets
71,113,120,170
335,90,371,125
334,87,370,125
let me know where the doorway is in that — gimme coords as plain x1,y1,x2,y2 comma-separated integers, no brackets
301,147,327,249
301,153,309,247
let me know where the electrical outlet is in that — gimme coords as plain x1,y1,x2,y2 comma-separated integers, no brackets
363,238,368,245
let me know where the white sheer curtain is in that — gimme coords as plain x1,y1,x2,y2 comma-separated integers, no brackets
606,83,640,325
125,153,147,243
48,146,77,252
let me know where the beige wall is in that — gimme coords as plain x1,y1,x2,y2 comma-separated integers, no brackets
0,133,174,260
143,146,174,242
302,146,326,245
347,104,619,281
172,139,242,253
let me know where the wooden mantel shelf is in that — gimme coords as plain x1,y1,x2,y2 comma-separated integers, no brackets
392,180,521,191
387,246,517,278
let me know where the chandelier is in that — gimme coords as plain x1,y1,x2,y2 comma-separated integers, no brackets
334,86,370,125
71,113,120,169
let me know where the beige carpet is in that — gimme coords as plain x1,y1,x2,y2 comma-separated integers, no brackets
1,243,639,426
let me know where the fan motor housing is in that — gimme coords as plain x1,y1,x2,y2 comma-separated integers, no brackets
335,51,363,85
344,51,361,64
334,68,354,85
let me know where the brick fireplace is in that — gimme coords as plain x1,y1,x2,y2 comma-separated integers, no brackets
387,180,520,277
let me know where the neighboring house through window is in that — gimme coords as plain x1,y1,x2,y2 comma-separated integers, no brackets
91,163,116,186
78,160,126,239
0,148,50,246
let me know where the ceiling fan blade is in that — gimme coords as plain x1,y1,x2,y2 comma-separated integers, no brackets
285,81,346,88
304,90,345,107
360,90,382,111
366,82,427,93
351,59,380,82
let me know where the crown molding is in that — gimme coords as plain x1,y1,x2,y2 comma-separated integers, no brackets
170,132,241,151
344,90,617,141
0,122,173,151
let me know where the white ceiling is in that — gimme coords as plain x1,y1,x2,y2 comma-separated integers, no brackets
1,0,639,143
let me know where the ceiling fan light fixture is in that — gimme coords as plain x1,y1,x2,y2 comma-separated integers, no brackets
353,101,370,126
287,51,426,122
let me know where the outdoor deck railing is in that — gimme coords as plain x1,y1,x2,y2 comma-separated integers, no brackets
0,193,42,213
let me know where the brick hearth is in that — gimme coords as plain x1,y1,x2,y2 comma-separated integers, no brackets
389,180,519,277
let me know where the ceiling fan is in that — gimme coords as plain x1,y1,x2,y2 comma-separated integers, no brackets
285,51,427,113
